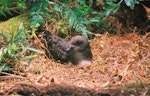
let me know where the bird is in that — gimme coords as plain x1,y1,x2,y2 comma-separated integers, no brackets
43,30,92,66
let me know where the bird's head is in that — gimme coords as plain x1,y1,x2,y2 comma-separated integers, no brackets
70,35,89,52
69,35,92,66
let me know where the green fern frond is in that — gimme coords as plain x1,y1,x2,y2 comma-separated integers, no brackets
49,0,102,38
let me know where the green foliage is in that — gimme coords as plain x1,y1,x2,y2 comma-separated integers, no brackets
103,0,140,16
0,0,27,16
30,0,50,30
0,0,147,37
49,0,102,38
0,24,26,61
29,0,101,37
103,1,121,16
0,0,12,16
0,23,43,73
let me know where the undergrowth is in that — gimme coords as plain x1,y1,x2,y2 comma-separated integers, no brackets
0,23,43,73
0,0,143,37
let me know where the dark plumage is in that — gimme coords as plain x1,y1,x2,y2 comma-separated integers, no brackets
43,30,73,62
43,30,92,66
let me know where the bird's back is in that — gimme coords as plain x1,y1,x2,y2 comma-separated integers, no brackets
43,30,72,62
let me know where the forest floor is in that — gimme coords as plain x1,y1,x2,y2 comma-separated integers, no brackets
0,31,150,96
0,5,150,95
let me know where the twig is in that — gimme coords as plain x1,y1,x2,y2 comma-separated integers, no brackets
0,72,24,81
120,63,132,83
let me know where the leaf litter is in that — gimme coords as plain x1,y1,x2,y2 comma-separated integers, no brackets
0,32,150,96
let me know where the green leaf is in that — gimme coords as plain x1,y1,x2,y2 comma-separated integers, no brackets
0,52,3,61
77,0,86,4
14,43,26,57
5,7,12,15
0,7,6,16
113,4,120,14
0,64,14,72
124,0,135,9
27,47,44,54
103,1,121,16
81,30,88,39
0,31,9,42
21,55,37,61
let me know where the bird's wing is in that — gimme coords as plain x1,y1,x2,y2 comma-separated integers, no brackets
43,30,72,62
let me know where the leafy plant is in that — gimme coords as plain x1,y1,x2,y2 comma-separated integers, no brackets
29,0,50,30
0,0,27,16
0,0,147,37
0,0,12,16
48,0,102,38
103,0,140,16
0,23,43,73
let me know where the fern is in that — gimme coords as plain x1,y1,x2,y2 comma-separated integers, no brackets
50,0,101,38
0,0,12,16
30,0,50,30
0,0,27,17
65,9,91,38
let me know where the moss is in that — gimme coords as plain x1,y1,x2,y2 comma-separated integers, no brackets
125,82,147,89
0,14,30,33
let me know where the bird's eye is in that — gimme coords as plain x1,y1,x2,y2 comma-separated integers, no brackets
76,40,82,45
